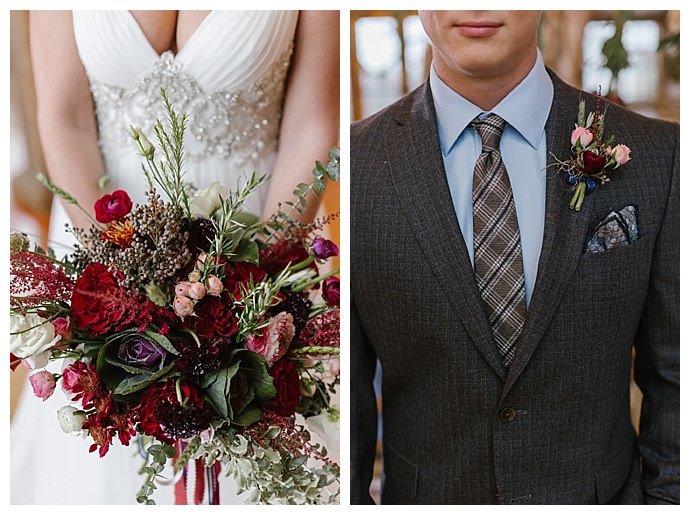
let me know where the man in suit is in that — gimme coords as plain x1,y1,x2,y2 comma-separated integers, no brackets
351,11,678,504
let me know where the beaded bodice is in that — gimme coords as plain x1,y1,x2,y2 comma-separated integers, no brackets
89,48,292,165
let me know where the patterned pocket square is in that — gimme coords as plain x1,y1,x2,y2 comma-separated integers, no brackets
586,205,639,254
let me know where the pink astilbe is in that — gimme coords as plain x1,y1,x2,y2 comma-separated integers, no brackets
298,310,340,348
10,250,74,306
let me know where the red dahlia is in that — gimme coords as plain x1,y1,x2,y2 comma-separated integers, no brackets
184,296,238,339
136,380,212,442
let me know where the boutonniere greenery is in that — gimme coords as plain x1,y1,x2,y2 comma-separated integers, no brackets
554,97,631,211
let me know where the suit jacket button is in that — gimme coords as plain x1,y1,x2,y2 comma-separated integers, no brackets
492,493,501,504
500,407,517,423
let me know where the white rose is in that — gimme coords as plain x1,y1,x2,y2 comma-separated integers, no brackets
189,182,228,218
57,406,86,434
10,313,61,369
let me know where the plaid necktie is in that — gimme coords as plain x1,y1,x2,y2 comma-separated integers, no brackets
471,114,527,367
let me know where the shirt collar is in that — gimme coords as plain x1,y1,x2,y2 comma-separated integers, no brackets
430,50,554,155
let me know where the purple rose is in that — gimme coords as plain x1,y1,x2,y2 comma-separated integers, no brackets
322,276,340,307
118,335,167,371
311,238,339,259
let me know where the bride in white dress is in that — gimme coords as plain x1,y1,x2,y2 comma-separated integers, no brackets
11,10,338,504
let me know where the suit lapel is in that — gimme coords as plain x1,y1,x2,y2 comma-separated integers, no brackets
384,82,507,380
500,73,597,401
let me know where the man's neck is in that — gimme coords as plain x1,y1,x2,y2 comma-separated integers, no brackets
434,51,537,111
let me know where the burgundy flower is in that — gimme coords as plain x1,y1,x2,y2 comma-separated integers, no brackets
582,150,607,175
185,296,238,339
322,277,340,307
259,240,310,275
136,380,212,442
71,263,126,335
222,262,267,300
83,394,135,457
310,238,339,259
94,190,132,223
268,360,300,417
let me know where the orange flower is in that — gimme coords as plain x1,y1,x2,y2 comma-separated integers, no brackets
103,219,135,247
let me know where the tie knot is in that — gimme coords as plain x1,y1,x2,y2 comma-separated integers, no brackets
471,114,507,152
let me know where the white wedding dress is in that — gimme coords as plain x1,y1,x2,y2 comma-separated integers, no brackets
11,10,300,504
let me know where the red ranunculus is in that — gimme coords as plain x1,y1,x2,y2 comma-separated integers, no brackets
71,263,125,335
222,262,268,300
582,150,607,175
94,190,132,223
185,296,238,339
259,240,310,275
268,359,300,417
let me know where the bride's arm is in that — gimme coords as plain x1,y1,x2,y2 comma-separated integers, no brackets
30,11,105,232
261,10,340,222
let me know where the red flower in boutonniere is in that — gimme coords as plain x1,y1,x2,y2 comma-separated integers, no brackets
555,96,632,211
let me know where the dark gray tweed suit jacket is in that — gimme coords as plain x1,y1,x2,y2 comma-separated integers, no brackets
350,71,679,505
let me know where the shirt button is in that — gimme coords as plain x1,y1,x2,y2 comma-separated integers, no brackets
499,407,517,423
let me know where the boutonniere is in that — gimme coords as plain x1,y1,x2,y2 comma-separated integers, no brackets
554,96,631,211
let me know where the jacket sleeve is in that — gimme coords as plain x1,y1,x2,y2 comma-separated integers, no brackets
633,123,680,504
350,294,378,504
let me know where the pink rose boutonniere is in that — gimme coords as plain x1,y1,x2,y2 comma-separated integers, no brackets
556,97,632,211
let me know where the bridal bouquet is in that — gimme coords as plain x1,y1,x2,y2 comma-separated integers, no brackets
10,91,340,504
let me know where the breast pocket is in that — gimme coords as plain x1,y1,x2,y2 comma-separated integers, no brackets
576,239,650,298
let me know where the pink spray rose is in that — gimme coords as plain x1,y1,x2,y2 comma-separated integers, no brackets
175,281,192,297
52,317,73,341
29,370,57,401
207,275,223,296
570,127,593,147
610,144,631,167
189,282,207,300
173,295,195,317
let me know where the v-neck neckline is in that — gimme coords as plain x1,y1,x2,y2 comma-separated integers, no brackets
125,10,217,61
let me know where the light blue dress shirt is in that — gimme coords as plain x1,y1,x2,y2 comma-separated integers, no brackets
430,51,554,307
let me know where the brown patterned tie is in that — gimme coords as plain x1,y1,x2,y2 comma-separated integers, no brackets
471,114,527,367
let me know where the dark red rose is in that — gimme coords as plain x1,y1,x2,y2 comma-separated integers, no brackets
322,276,340,307
259,240,310,274
582,150,607,175
94,190,132,223
222,262,268,300
310,238,339,259
268,359,300,417
71,263,125,335
10,353,21,371
185,296,238,339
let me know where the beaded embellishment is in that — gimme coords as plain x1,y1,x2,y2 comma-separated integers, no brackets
89,47,293,165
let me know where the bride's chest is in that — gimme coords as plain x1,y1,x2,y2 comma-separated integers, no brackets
72,10,298,92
